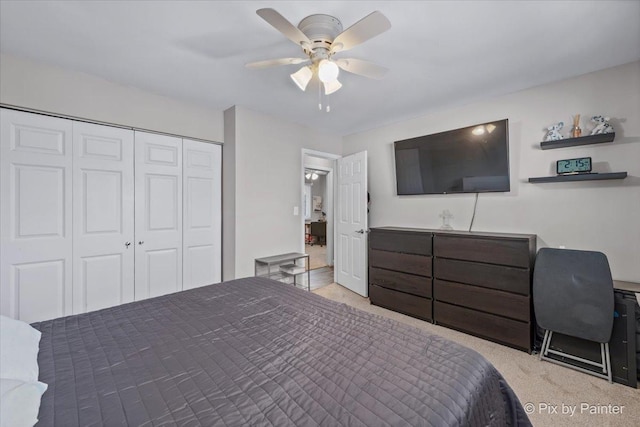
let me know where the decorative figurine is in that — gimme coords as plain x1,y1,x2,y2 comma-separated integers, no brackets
544,122,564,141
439,209,453,231
590,115,614,135
571,114,582,138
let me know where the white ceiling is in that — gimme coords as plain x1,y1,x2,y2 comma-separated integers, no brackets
1,1,639,136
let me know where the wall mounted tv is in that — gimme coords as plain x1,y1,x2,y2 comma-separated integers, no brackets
394,119,510,195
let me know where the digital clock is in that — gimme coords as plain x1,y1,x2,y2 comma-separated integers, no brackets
556,157,592,175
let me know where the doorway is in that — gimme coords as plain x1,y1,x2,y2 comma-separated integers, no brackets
301,149,340,284
305,168,328,269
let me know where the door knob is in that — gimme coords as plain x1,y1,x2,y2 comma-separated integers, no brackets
138,241,144,245
356,229,365,234
125,242,131,248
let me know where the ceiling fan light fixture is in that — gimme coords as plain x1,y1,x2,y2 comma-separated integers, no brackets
318,59,339,83
323,79,342,95
290,66,313,91
252,9,392,108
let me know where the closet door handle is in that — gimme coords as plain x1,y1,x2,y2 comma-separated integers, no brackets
138,241,144,245
125,242,131,248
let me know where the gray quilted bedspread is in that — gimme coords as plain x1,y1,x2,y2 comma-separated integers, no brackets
33,277,531,426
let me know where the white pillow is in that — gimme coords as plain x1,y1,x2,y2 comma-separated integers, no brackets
0,315,41,382
0,379,47,427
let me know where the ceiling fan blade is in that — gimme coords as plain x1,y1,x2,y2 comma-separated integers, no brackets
330,11,391,53
256,8,312,48
246,58,308,69
335,58,388,79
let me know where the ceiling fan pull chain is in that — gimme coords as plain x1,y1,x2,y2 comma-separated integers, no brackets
317,80,330,113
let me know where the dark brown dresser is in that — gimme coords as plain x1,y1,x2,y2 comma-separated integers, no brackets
369,228,433,321
369,227,536,352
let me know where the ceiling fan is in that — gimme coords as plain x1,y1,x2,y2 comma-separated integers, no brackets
246,8,391,96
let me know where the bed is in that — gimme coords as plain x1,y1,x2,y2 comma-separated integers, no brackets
32,277,531,426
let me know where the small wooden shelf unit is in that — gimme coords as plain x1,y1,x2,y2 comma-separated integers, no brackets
528,172,627,183
539,132,615,150
531,132,627,183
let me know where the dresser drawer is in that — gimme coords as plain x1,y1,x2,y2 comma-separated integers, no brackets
433,279,530,321
370,267,432,297
370,229,432,255
434,258,530,295
369,249,432,277
434,235,532,268
434,301,531,351
370,284,432,321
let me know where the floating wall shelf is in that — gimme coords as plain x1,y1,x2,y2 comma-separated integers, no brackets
528,172,627,183
540,132,615,150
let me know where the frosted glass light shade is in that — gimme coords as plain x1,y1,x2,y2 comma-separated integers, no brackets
323,79,342,95
290,66,313,91
318,60,339,83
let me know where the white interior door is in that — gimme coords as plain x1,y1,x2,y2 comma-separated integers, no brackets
73,122,134,313
336,151,368,296
0,109,73,322
134,131,183,300
182,139,221,289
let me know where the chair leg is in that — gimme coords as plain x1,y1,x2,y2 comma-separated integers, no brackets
539,329,613,383
539,329,552,361
603,342,612,383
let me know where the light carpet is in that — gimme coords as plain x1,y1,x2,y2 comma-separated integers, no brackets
312,283,640,427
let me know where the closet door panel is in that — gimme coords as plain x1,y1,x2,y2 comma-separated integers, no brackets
146,248,180,297
0,109,73,322
73,122,134,313
135,132,182,300
183,140,221,289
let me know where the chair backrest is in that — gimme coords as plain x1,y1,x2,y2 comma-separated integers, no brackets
310,221,326,237
533,248,614,343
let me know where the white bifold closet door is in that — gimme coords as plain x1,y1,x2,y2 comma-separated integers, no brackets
182,139,222,288
1,109,222,322
134,131,183,300
0,109,74,323
72,122,135,313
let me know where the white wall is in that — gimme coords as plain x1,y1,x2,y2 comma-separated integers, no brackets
343,61,640,282
305,156,334,170
224,106,342,279
0,53,223,142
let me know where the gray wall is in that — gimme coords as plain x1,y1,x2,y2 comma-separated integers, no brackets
6,51,637,282
0,54,224,142
223,106,342,279
343,61,640,282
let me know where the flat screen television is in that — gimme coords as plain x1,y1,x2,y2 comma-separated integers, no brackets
394,119,510,195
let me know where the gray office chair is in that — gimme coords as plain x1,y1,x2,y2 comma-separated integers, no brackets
533,248,614,382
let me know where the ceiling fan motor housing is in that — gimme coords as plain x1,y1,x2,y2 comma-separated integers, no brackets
298,14,343,57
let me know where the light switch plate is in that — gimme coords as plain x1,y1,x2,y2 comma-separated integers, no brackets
293,206,299,216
